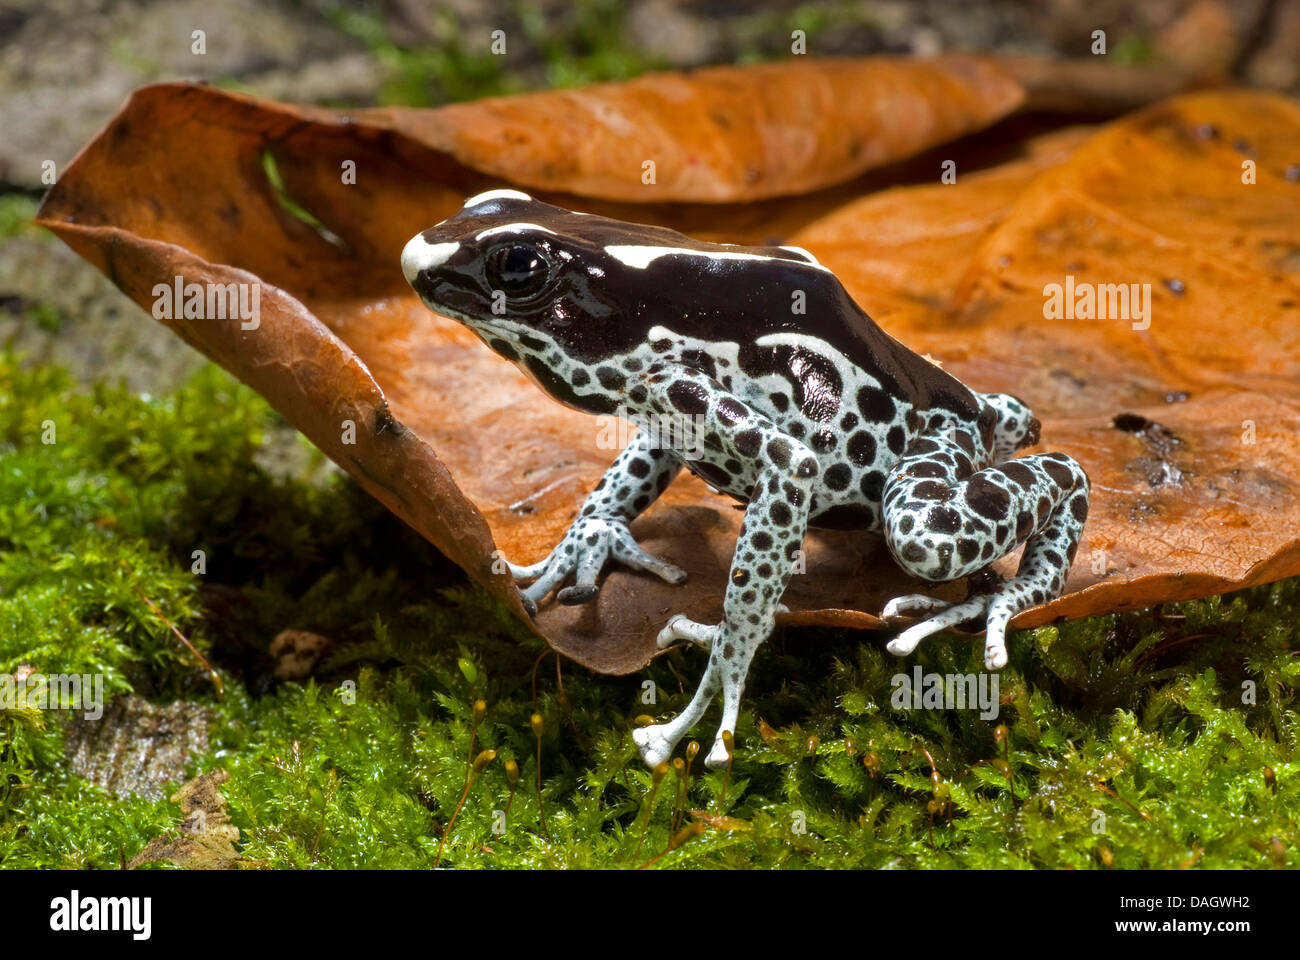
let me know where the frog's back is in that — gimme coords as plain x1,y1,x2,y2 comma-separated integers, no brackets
565,214,985,530
603,230,982,426
545,204,980,423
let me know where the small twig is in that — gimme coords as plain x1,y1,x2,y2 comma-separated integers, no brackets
670,757,686,834
1095,782,1153,822
1132,633,1212,669
434,749,496,868
531,713,550,841
998,55,1202,115
466,699,486,780
715,730,735,811
530,649,549,706
639,822,705,870
503,759,519,828
633,761,669,863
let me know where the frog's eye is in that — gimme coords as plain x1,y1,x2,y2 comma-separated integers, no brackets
486,243,550,298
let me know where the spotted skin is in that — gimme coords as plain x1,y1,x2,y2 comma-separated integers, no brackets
880,440,1089,668
507,429,684,611
402,190,1090,768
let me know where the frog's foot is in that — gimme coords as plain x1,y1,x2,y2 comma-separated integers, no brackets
509,516,686,610
880,593,956,625
631,724,676,768
885,595,997,662
632,655,735,769
632,656,717,767
633,719,735,770
635,615,770,769
634,617,722,766
883,548,1076,671
655,614,718,650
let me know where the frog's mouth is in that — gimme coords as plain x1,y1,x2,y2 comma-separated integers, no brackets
402,232,523,344
401,233,459,284
409,280,530,353
420,292,523,344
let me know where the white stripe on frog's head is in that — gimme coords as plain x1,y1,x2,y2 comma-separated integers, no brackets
604,244,831,273
779,245,820,265
474,222,558,241
401,233,460,283
462,188,534,209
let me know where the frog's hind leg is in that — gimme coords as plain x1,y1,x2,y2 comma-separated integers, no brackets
881,436,1089,669
981,495,1088,664
633,662,720,767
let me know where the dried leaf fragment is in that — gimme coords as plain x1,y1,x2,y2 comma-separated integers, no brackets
128,769,248,870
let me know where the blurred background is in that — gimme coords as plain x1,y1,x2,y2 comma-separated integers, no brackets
1,0,1297,401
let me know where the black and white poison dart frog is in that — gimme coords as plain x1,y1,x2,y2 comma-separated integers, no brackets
403,189,1090,769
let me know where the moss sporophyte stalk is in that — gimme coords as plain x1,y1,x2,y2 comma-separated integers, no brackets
0,353,1296,868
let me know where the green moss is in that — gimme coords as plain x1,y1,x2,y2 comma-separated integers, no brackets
1112,34,1159,66
0,349,1295,869
0,195,42,239
324,0,666,107
326,2,520,106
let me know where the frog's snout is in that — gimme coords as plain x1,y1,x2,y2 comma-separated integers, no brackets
401,232,460,287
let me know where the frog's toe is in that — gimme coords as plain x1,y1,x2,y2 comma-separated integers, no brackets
704,735,731,770
609,526,687,585
517,589,538,617
656,614,718,650
505,556,552,582
981,598,1018,669
632,724,676,768
880,593,952,624
984,635,1009,671
520,563,573,606
885,596,990,657
556,584,600,605
552,538,611,605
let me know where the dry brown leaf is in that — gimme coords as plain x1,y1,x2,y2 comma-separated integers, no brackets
270,628,333,681
791,90,1300,624
35,68,1300,678
127,769,247,870
389,55,1024,202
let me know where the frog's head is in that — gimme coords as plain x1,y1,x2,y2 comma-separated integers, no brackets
983,392,1041,460
401,189,833,412
402,190,646,366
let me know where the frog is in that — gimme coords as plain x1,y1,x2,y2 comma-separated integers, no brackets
402,189,1090,770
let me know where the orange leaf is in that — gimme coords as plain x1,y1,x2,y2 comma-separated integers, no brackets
34,70,1300,677
392,55,1024,202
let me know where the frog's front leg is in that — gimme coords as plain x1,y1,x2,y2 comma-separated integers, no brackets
630,366,818,769
507,430,685,613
